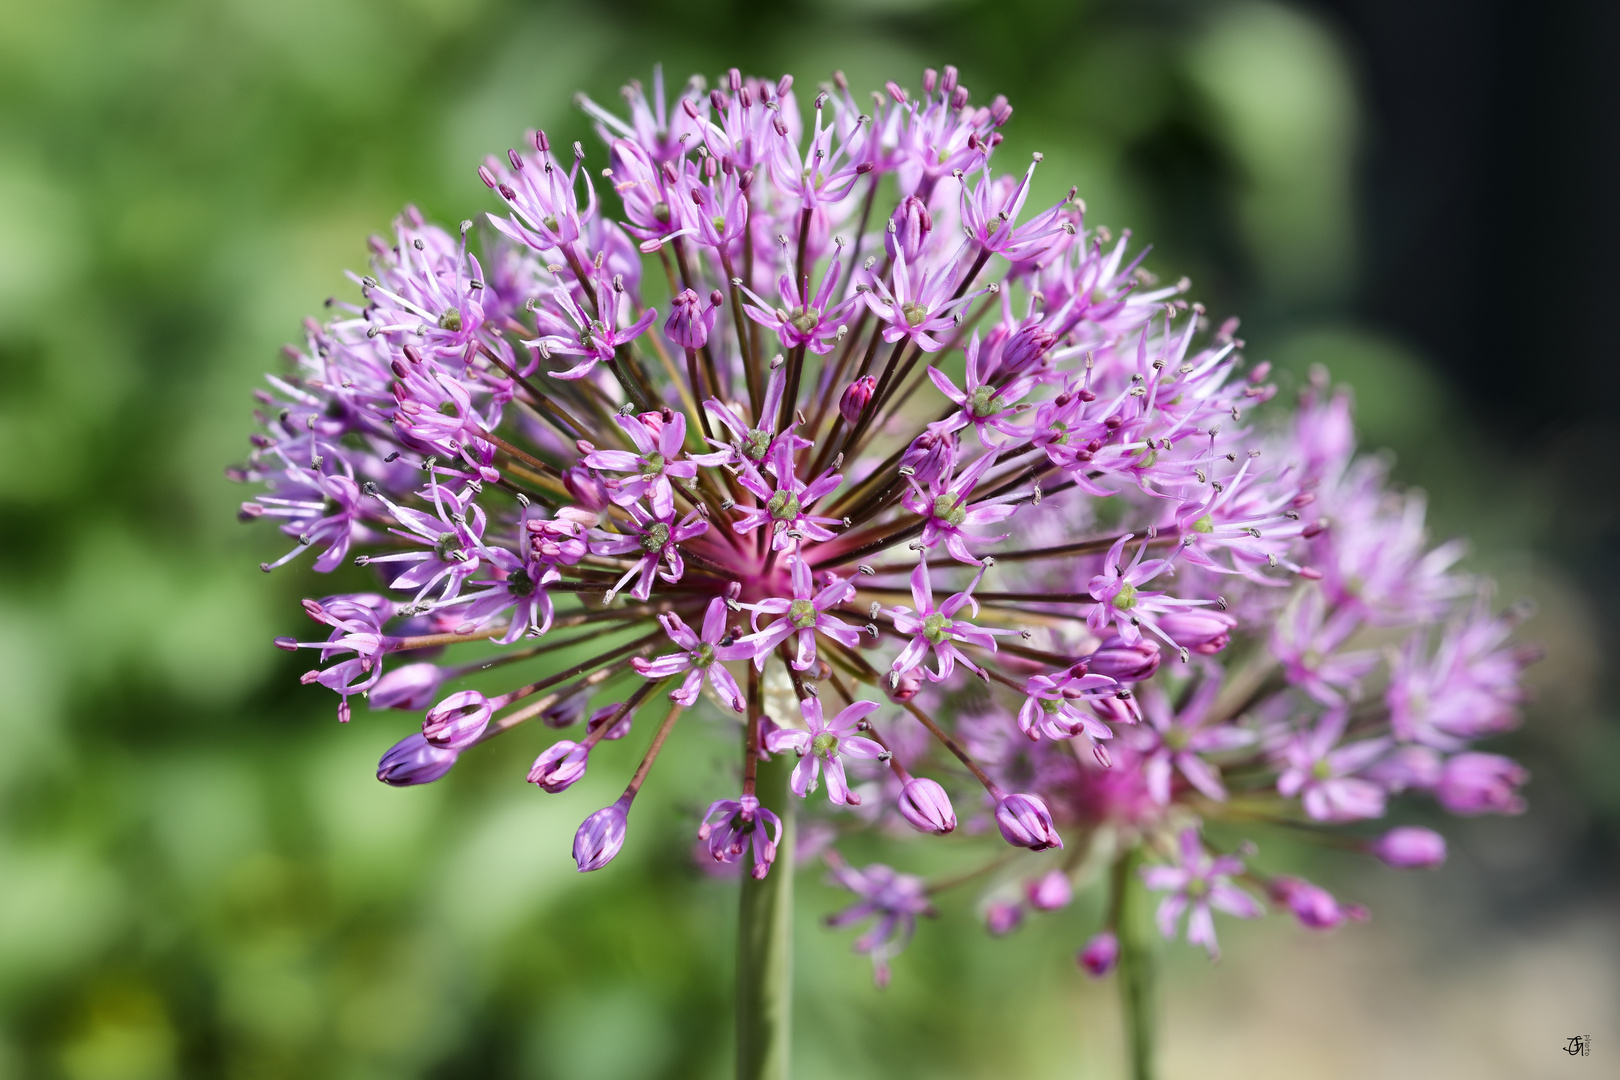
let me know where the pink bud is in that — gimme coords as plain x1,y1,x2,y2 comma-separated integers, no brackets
887,672,921,702
1026,870,1073,911
664,287,719,350
984,900,1024,936
1078,931,1119,977
587,703,634,741
1436,753,1528,815
1084,636,1161,682
563,466,610,511
377,733,458,787
370,663,446,711
899,428,956,485
1267,876,1367,930
421,690,492,749
994,792,1063,851
573,797,631,872
897,777,956,834
885,195,933,264
839,375,877,425
1370,826,1447,869
540,684,592,729
997,322,1057,376
1157,610,1237,655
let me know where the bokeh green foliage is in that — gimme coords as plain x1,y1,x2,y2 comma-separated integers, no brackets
1,1,1611,1077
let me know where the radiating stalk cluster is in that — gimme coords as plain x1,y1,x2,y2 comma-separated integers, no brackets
236,64,1536,987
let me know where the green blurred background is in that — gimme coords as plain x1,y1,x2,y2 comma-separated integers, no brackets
1,0,1616,1077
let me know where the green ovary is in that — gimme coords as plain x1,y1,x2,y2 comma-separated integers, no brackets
932,494,968,527
767,491,801,521
968,385,1006,418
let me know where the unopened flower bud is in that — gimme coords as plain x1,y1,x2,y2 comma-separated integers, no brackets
1267,876,1367,930
1085,636,1161,682
885,195,933,263
1370,826,1447,869
839,375,877,424
887,672,921,703
1078,931,1119,977
528,740,589,793
563,466,611,511
664,287,719,350
587,703,634,741
1026,869,1073,911
897,777,956,834
573,796,631,872
421,690,492,749
377,733,458,786
984,900,1024,936
1089,692,1137,725
994,792,1063,851
1157,610,1237,655
899,428,956,486
369,663,445,711
998,322,1057,376
1436,753,1528,815
541,684,593,729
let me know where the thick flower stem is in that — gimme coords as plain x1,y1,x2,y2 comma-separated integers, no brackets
736,751,795,1080
1116,849,1159,1080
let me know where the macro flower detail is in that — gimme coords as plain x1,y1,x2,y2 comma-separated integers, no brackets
234,63,1536,1033
824,850,935,987
1141,829,1262,959
699,795,783,880
631,597,753,710
766,698,886,805
887,561,1009,682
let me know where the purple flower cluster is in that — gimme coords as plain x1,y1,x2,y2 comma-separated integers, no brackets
236,65,1535,985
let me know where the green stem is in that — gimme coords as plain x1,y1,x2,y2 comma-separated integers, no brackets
736,752,795,1080
1116,848,1158,1080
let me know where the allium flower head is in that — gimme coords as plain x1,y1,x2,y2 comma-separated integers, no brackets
236,62,1535,986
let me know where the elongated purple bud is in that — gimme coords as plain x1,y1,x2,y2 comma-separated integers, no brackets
1078,931,1119,977
899,428,955,486
885,194,932,264
984,900,1024,936
1435,752,1528,815
994,792,1063,851
998,322,1057,376
563,466,611,511
1370,826,1447,869
897,777,956,834
528,740,589,793
839,375,877,425
377,733,458,786
421,690,492,749
369,662,445,711
663,288,719,350
1084,636,1161,682
586,703,633,741
1267,876,1367,930
541,684,592,729
1157,610,1236,655
1026,869,1073,911
573,796,631,872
